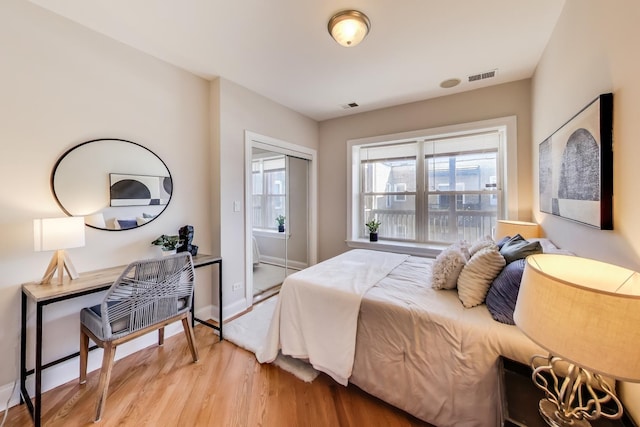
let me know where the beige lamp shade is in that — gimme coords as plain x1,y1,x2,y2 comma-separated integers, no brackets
494,220,539,240
514,254,640,382
34,217,85,251
328,10,370,47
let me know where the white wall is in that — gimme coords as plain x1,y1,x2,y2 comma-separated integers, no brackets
214,78,318,317
0,0,212,404
531,0,640,418
318,80,533,261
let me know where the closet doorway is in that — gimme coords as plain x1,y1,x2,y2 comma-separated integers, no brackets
244,132,317,307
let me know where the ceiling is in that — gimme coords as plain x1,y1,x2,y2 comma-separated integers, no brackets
28,0,565,121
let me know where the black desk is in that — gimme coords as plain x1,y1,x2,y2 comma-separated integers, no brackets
498,356,637,427
20,254,222,427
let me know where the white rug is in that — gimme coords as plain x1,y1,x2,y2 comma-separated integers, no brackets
224,296,319,382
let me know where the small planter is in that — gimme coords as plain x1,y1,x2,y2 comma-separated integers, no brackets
278,225,285,233
161,249,177,256
369,232,378,242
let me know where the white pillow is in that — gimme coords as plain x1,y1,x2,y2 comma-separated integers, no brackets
468,236,495,257
431,245,469,290
457,245,506,308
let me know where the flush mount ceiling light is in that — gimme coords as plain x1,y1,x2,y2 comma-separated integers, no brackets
328,10,371,47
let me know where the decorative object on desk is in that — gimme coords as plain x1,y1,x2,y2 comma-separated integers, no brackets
513,254,640,427
275,215,285,233
151,234,182,254
33,217,85,285
365,218,381,242
538,93,613,229
494,220,540,241
177,225,198,256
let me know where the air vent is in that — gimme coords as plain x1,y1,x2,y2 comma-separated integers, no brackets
340,102,359,109
468,69,497,82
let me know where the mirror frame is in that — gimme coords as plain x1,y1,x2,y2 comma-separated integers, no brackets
51,138,173,231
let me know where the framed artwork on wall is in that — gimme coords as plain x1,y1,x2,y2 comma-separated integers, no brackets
538,93,613,229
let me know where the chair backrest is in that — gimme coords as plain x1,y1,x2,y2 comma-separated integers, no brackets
101,252,195,340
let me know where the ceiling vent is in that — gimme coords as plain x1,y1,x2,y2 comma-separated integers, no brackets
340,102,359,110
468,69,497,82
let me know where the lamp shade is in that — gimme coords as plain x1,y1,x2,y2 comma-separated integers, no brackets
328,10,370,47
514,254,640,382
494,220,539,240
34,217,85,252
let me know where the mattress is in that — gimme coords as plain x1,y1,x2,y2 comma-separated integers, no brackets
350,255,543,427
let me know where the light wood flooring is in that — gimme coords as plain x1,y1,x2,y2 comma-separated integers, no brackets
4,324,431,426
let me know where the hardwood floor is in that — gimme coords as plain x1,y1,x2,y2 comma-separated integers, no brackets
4,324,431,426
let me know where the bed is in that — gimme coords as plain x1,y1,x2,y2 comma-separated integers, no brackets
258,238,557,426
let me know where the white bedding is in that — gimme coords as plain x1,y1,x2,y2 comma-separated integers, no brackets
257,249,409,385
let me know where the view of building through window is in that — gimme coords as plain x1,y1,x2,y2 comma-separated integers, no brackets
359,131,501,243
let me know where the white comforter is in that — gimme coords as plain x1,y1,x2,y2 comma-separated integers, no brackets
256,249,409,385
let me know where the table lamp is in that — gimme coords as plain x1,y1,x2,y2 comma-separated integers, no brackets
494,220,540,241
34,217,85,284
514,254,640,426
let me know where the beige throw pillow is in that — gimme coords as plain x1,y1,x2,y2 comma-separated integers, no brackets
457,245,506,308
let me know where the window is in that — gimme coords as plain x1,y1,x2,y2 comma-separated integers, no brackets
252,155,286,230
348,117,517,248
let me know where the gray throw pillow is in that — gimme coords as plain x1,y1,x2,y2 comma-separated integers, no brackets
499,234,542,264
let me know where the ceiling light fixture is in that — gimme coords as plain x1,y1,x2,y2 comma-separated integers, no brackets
328,10,371,47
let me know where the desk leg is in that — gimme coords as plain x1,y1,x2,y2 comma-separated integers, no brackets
20,292,26,405
218,261,223,341
35,302,43,427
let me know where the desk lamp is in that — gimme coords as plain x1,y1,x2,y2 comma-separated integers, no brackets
514,254,640,426
34,217,85,284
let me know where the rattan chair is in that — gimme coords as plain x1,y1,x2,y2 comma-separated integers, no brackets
79,252,199,422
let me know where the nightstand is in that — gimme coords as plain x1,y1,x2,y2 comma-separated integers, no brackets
498,356,638,427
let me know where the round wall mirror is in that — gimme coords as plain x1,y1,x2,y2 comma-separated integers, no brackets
51,138,172,231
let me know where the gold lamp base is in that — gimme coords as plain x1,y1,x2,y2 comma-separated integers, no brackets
539,399,591,427
40,249,79,285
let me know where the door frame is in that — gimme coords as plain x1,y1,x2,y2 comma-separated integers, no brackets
244,131,318,307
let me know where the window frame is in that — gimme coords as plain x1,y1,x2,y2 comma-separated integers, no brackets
346,116,518,256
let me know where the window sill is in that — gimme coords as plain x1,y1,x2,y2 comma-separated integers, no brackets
252,229,289,239
346,239,447,258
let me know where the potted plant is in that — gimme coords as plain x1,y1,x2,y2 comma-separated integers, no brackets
276,215,286,232
151,234,182,254
365,219,381,242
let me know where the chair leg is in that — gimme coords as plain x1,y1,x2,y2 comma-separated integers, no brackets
79,328,89,385
158,327,164,346
95,342,116,422
182,317,199,362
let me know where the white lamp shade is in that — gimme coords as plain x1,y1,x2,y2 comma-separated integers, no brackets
514,254,640,382
494,220,539,240
34,217,85,252
328,10,370,47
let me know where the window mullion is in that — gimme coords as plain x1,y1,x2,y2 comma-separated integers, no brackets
415,141,426,243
